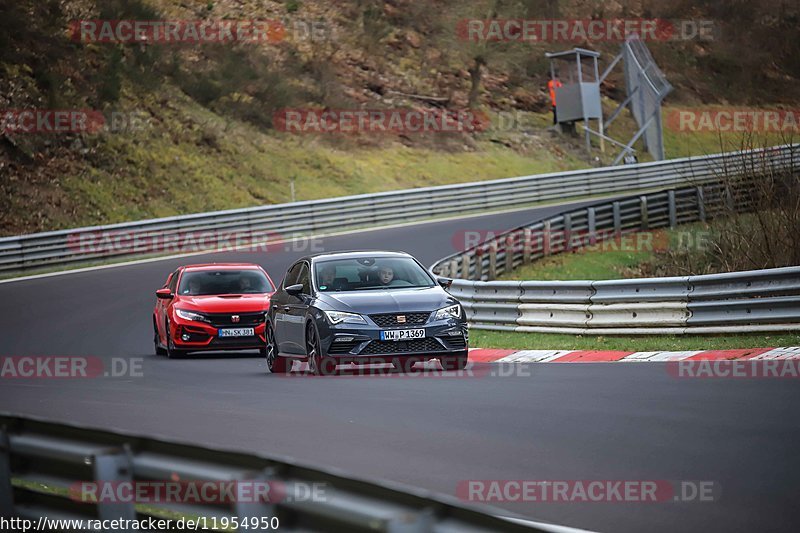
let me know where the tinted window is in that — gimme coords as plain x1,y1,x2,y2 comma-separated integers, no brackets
168,270,180,293
297,263,310,294
178,270,273,296
315,257,434,292
283,262,304,288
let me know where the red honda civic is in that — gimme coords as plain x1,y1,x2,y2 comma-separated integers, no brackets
153,263,275,358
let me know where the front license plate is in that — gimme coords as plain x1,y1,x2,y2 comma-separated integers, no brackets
218,328,255,338
381,329,425,341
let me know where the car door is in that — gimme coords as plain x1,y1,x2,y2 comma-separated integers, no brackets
273,262,303,353
284,262,311,354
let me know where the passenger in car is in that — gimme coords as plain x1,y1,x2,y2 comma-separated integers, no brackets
378,266,395,285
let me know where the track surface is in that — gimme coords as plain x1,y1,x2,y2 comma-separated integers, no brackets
1,202,799,532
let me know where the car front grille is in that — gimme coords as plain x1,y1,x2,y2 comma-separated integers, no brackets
370,312,431,328
359,338,445,355
205,312,264,327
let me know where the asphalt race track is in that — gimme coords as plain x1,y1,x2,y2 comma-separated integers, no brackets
1,201,799,533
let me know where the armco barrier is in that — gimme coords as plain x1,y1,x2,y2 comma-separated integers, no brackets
0,415,550,532
447,272,800,335
430,177,800,335
0,144,796,274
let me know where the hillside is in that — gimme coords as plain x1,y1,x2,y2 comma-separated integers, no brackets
2,0,799,235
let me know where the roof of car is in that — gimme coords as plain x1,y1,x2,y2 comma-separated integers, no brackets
306,251,414,262
181,263,263,271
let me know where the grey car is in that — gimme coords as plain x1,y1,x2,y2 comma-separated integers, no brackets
265,251,468,375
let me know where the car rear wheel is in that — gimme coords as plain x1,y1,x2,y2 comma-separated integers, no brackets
440,353,468,371
165,319,187,359
306,323,335,376
265,324,290,374
153,318,166,356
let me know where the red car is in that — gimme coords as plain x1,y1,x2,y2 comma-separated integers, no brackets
153,263,275,358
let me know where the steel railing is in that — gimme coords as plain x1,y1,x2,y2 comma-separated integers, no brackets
1,144,796,274
0,415,552,532
429,177,800,335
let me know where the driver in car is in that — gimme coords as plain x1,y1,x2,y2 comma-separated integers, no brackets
320,265,337,289
185,279,202,295
238,277,253,292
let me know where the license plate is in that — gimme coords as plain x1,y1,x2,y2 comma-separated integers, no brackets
381,329,425,341
218,328,255,337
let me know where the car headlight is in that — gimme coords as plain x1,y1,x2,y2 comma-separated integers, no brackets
324,310,367,325
433,304,461,321
175,309,208,322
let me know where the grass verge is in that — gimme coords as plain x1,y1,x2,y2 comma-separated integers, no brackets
470,329,800,352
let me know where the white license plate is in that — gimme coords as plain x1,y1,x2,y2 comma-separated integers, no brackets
218,328,255,338
381,329,425,341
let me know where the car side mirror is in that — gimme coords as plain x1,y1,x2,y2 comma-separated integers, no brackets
285,284,304,296
156,288,174,299
437,277,453,290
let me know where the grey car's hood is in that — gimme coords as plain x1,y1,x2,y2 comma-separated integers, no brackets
316,286,457,314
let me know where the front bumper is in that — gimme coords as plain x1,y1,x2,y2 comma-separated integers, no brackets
170,316,266,351
318,317,468,362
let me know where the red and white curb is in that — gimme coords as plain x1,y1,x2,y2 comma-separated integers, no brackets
469,346,800,363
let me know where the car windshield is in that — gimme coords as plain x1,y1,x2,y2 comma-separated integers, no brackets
315,257,435,292
178,270,273,296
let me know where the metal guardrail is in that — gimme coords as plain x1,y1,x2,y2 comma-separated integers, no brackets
0,415,551,532
430,178,800,335
0,144,796,274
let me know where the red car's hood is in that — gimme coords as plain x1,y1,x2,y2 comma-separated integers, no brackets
176,293,272,313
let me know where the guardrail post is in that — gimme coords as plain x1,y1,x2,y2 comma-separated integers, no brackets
523,228,533,264
543,221,552,256
639,195,649,230
587,208,597,246
449,259,459,278
472,249,483,281
696,186,706,222
462,254,472,281
505,234,514,274
564,214,573,252
724,184,735,211
0,426,13,517
668,190,677,228
612,202,621,239
232,468,277,526
90,448,136,521
488,241,498,280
